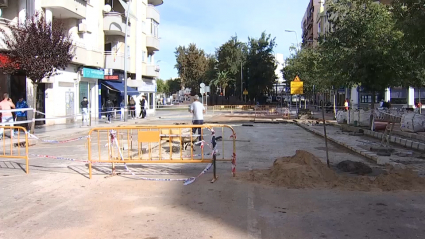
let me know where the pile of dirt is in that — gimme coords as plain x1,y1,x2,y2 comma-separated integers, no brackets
336,160,372,175
375,166,425,191
244,150,425,191
268,150,338,188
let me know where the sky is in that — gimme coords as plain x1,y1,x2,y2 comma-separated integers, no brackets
155,0,308,80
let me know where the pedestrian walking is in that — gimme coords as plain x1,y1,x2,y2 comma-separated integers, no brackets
139,96,147,119
129,97,136,119
15,96,29,130
120,100,125,121
344,98,349,111
0,93,16,138
190,95,205,142
80,97,89,126
105,98,114,123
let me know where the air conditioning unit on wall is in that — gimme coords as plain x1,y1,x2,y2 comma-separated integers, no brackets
78,23,87,33
0,0,8,8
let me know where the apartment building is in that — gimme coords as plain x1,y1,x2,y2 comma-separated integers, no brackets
301,0,320,47
0,0,163,125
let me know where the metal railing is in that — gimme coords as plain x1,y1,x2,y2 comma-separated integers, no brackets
87,125,237,179
0,126,29,174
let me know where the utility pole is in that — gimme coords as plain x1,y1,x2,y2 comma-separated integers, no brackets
240,62,243,100
123,0,131,121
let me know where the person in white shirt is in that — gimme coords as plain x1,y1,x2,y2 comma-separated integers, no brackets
190,95,205,142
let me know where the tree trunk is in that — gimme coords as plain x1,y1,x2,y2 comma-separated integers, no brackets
30,82,38,134
370,91,375,131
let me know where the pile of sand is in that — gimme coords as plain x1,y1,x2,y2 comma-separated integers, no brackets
245,150,425,191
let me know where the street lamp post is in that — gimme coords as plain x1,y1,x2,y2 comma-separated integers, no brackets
123,0,132,121
285,30,300,50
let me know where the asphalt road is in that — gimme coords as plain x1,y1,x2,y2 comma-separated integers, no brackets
1,123,424,239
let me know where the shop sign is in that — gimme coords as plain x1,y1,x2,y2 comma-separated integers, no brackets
83,68,104,79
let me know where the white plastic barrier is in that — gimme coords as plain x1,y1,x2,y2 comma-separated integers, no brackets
336,110,347,124
400,113,425,133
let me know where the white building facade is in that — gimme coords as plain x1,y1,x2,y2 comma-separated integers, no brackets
0,0,163,125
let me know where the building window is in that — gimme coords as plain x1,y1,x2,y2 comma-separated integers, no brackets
151,20,159,38
360,95,379,103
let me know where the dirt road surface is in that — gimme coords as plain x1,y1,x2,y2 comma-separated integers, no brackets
1,123,424,239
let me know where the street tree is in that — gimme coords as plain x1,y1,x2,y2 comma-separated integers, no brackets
174,43,207,95
204,54,218,86
245,32,277,99
0,12,75,133
165,78,182,95
392,0,425,90
322,0,403,106
283,46,330,96
211,71,234,96
216,36,247,97
156,79,168,94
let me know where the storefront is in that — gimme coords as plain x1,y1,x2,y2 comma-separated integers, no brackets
99,72,139,118
138,79,157,116
80,68,103,120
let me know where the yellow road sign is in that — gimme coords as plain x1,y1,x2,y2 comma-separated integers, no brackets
243,89,248,95
291,76,303,94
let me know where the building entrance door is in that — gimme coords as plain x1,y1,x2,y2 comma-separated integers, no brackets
65,91,75,124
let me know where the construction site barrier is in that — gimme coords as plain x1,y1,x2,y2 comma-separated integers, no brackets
0,126,29,174
212,105,256,113
87,124,237,180
254,106,291,119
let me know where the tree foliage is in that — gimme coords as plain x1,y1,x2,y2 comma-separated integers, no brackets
0,12,74,82
0,12,75,133
391,0,425,87
211,71,234,96
156,79,168,94
165,78,182,95
284,0,405,99
216,36,247,96
174,44,207,95
246,32,277,99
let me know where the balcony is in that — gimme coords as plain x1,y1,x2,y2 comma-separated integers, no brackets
146,36,160,51
41,0,86,19
144,64,160,78
103,12,129,37
104,51,131,71
147,5,160,23
72,44,103,68
148,0,164,6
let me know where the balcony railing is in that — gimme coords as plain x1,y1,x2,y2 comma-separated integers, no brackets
41,0,86,19
144,64,160,78
103,12,129,37
104,51,130,71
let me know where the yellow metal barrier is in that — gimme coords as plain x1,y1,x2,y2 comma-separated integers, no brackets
87,124,237,179
0,126,29,173
212,105,255,112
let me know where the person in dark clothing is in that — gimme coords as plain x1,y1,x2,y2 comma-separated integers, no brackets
129,97,136,119
105,99,114,123
15,96,29,130
139,96,147,118
80,97,89,126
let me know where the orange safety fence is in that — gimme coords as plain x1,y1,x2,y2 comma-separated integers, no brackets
0,126,29,174
87,124,237,179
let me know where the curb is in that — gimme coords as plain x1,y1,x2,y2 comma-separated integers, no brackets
295,122,388,165
339,124,425,152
